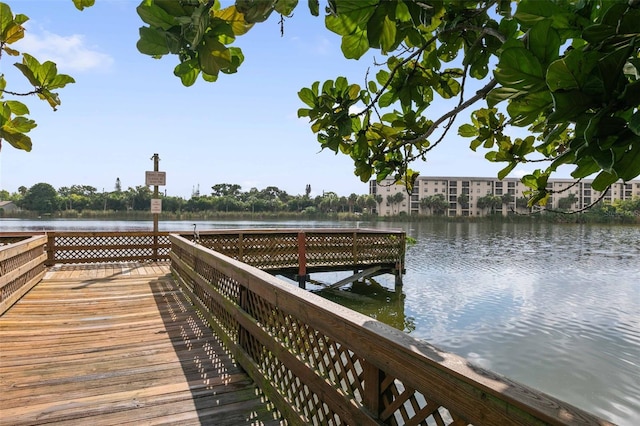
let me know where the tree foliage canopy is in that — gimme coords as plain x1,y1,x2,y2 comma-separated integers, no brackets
2,0,639,207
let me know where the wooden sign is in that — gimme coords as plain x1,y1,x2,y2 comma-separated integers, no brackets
145,171,166,186
150,199,162,214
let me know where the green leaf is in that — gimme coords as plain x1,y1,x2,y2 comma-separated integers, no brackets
48,73,76,90
198,37,236,76
498,163,516,180
308,0,319,17
458,124,478,138
72,0,95,11
215,6,254,36
0,3,12,32
367,12,396,53
591,170,618,191
174,59,200,87
486,87,524,107
0,128,32,151
494,47,545,92
527,20,560,66
136,2,176,31
14,53,44,86
597,44,634,99
506,91,552,126
137,26,170,56
378,91,395,108
568,153,599,177
341,28,369,59
547,90,595,124
298,87,316,108
615,138,640,181
275,0,298,17
8,116,36,133
5,100,29,115
236,0,275,23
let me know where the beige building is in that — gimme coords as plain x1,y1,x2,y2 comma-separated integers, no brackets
369,176,640,217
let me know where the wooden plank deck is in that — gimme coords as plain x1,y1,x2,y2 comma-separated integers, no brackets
0,263,284,425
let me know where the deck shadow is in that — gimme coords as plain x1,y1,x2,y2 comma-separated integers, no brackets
148,276,283,425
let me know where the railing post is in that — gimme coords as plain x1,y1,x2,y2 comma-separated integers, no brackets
46,232,55,266
363,359,382,420
352,231,358,272
296,231,307,289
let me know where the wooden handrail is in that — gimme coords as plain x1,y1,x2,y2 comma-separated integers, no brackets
169,233,612,426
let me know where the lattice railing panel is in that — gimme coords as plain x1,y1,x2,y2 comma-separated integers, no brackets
198,235,241,258
244,288,366,412
198,233,299,269
354,234,404,264
378,376,465,426
242,332,343,426
49,233,171,263
238,234,299,269
305,234,356,268
1,245,40,276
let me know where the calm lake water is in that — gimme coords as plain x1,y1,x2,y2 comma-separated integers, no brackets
2,218,639,425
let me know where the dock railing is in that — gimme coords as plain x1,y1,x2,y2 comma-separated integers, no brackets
38,230,406,283
0,235,47,315
169,234,611,426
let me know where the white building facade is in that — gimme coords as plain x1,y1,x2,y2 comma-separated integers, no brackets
369,176,640,217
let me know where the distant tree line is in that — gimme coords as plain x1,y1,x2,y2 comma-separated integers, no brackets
0,181,379,215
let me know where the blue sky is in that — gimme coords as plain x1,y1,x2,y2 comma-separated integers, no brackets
1,0,560,199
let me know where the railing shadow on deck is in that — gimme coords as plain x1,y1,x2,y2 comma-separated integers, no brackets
169,233,614,426
147,275,285,425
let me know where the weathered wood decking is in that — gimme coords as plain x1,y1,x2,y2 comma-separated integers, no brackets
0,263,283,425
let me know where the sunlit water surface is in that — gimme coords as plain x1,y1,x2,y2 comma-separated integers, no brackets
2,218,638,425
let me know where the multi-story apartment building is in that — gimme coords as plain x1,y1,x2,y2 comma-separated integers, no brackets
369,176,640,217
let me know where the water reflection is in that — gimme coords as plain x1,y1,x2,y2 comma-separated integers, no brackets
314,278,415,333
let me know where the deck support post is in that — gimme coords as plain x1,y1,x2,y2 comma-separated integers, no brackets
394,261,403,289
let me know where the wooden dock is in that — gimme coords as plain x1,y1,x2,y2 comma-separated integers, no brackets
0,263,283,425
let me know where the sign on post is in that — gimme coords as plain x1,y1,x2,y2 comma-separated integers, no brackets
145,171,166,186
150,198,162,214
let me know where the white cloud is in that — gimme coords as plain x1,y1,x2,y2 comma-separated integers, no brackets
16,27,114,73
